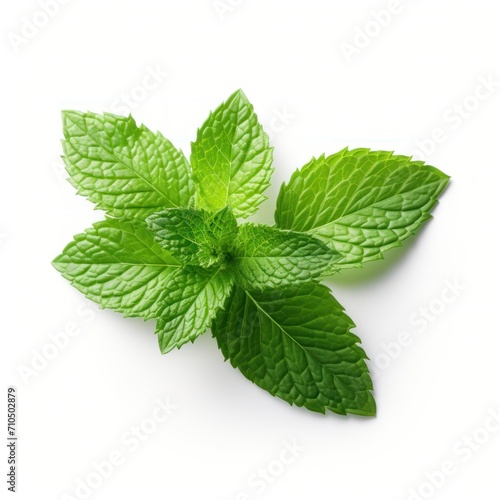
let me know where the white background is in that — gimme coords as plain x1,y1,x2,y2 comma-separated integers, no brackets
2,1,499,499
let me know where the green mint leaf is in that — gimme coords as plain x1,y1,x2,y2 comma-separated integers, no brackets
191,89,273,218
146,206,237,268
213,283,375,416
230,223,340,290
52,218,180,319
275,149,450,269
62,111,195,218
156,267,234,353
54,93,451,418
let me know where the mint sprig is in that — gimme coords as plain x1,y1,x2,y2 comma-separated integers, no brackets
53,89,450,417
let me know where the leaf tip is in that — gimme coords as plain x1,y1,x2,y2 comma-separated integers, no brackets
231,88,248,102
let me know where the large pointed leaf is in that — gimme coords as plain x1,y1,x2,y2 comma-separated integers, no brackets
53,218,180,319
213,283,375,416
62,111,195,218
191,90,273,218
275,149,449,269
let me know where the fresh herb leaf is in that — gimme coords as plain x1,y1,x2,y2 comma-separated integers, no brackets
52,218,180,319
146,206,237,268
62,111,195,219
54,90,450,417
275,149,450,269
191,89,273,218
230,223,340,290
156,266,234,353
213,283,375,416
